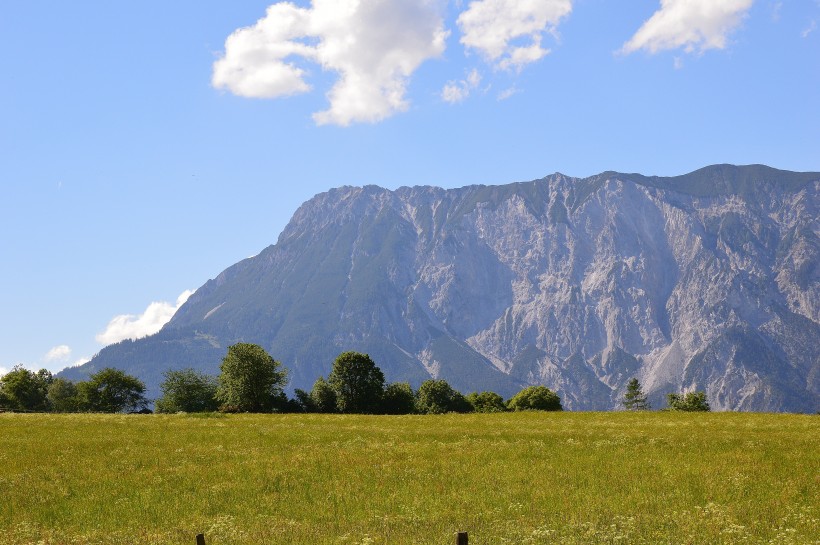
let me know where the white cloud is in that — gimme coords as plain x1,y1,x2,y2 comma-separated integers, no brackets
496,86,519,100
621,0,754,55
44,345,72,362
803,20,817,38
441,68,481,103
212,0,449,126
71,357,91,368
96,290,194,346
457,0,572,70
0,366,8,378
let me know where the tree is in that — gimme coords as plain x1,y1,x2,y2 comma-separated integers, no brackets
507,385,562,412
47,378,80,413
215,343,288,413
622,378,650,411
382,382,416,414
310,376,338,413
0,365,53,411
666,391,710,412
155,368,219,413
328,352,385,414
467,391,507,413
292,388,317,413
77,368,148,413
416,379,472,414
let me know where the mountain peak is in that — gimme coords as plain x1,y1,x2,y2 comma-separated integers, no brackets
64,164,820,412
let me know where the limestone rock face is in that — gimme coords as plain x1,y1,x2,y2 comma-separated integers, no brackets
67,165,820,411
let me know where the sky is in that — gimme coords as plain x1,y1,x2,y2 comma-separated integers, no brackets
1,0,818,377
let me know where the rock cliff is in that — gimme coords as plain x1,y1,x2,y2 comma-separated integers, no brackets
65,164,820,411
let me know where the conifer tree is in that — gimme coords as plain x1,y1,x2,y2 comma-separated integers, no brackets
623,378,650,411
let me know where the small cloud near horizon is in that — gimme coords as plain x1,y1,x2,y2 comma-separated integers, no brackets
44,345,72,363
70,357,91,368
96,290,194,346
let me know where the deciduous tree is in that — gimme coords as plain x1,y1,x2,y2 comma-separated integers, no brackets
47,378,80,412
155,368,219,413
77,368,148,413
310,376,338,413
215,343,288,413
416,379,471,414
382,382,416,414
328,352,385,414
0,365,53,411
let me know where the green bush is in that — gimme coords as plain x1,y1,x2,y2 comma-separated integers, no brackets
666,391,710,412
507,386,562,412
466,391,507,413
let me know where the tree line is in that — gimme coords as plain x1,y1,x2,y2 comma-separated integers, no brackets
0,365,149,413
0,343,709,414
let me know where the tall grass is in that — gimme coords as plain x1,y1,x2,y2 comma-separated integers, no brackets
1,412,817,544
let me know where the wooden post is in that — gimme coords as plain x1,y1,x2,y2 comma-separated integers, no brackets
196,534,206,545
456,531,468,545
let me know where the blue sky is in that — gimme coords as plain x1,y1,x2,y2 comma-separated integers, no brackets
1,0,818,376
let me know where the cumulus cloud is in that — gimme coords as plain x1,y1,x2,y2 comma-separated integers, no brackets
96,290,194,346
621,0,754,55
212,0,448,126
457,0,572,70
441,68,481,103
0,366,8,378
44,345,72,362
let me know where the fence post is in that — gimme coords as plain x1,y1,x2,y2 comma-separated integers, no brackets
456,531,468,545
196,533,206,545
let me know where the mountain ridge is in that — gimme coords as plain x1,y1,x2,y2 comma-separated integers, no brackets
63,164,820,412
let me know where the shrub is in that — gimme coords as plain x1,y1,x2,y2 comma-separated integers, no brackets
666,391,710,412
507,386,562,412
466,391,507,413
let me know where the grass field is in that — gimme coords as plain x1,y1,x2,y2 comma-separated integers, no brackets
0,412,817,545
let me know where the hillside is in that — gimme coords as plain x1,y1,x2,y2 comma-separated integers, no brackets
63,164,820,411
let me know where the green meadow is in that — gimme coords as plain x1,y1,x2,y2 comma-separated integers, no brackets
1,412,817,545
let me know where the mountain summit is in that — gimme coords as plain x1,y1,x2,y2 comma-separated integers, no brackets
65,164,820,411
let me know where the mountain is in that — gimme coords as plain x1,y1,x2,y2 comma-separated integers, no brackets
63,164,820,412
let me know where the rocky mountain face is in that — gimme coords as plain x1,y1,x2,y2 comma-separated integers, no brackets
65,164,820,412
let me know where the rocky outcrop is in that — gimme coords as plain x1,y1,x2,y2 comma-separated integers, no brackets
66,165,820,412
